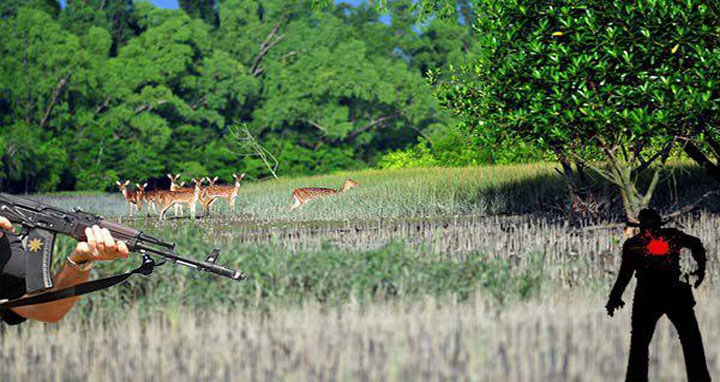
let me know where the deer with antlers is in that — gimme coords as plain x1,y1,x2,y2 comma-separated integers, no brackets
200,174,245,215
156,177,205,221
290,176,358,211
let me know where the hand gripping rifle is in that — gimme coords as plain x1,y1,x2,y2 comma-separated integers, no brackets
0,193,245,308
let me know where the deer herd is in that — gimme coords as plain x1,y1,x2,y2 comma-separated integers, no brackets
116,174,359,219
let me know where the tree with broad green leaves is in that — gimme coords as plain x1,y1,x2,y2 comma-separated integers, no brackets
324,0,719,224
433,0,719,224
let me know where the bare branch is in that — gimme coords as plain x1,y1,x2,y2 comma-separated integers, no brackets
620,143,629,163
568,150,619,185
306,120,328,133
228,125,280,180
682,140,720,180
331,113,401,145
582,190,720,232
251,23,284,77
134,100,167,114
662,190,720,220
95,96,111,114
39,71,72,128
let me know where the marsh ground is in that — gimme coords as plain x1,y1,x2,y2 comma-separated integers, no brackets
3,163,719,381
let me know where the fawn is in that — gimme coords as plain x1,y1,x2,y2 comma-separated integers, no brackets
157,177,205,221
290,176,358,210
200,174,245,215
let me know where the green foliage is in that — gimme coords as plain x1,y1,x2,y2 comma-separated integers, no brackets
378,129,554,169
432,0,718,148
69,235,544,313
1,1,462,193
425,0,718,219
179,0,218,26
60,0,136,52
0,0,59,18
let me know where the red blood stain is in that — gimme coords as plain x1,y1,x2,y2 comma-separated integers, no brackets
647,236,670,255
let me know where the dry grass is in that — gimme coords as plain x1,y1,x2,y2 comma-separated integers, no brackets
2,289,720,381
11,162,718,381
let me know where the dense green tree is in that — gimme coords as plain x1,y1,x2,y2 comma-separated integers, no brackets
432,0,718,221
0,8,93,192
218,0,443,172
0,1,457,192
61,0,137,54
0,0,59,18
180,0,218,27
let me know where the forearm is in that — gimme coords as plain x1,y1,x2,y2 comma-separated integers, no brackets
609,265,633,300
692,248,707,272
11,263,90,323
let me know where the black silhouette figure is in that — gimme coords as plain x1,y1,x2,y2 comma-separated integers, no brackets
606,208,711,381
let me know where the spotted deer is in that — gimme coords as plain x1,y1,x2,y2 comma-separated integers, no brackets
200,176,219,215
134,183,148,213
157,177,205,220
290,176,358,210
166,174,185,217
200,174,245,215
116,180,145,217
145,180,188,216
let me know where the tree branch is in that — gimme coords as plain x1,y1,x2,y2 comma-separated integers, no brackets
705,130,720,158
95,97,111,114
190,96,207,110
134,100,167,114
306,120,328,133
582,191,719,232
683,140,720,182
39,71,72,128
662,190,720,220
331,113,401,145
251,23,284,77
568,150,619,185
630,139,674,178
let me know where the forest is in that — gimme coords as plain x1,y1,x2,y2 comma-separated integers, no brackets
0,0,530,194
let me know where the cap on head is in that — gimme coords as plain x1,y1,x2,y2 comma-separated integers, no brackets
638,208,663,229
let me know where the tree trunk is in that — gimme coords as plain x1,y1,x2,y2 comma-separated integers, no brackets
683,141,720,183
553,146,599,221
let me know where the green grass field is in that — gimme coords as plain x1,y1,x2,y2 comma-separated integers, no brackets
4,162,720,381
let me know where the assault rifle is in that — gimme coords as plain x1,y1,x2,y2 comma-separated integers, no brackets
0,193,245,307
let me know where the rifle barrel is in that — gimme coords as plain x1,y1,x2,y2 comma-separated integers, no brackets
135,242,245,281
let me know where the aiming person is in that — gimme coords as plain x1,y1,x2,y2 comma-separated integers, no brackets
606,208,711,381
0,216,128,325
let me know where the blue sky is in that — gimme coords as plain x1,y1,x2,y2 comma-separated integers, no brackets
59,0,365,9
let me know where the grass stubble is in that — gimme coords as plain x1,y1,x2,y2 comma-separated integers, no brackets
3,291,720,381
3,163,719,381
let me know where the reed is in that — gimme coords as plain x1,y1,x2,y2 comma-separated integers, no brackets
2,291,719,381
